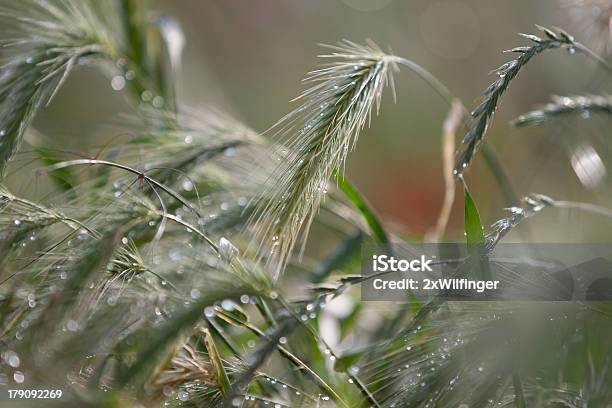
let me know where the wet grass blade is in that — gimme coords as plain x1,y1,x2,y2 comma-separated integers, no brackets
336,172,389,244
463,184,484,244
202,327,232,396
463,182,490,280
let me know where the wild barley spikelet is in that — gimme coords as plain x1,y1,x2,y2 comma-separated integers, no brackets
152,344,217,390
485,194,554,251
0,0,119,175
512,94,612,126
454,26,578,176
252,40,399,278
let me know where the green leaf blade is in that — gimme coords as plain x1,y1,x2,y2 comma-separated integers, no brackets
336,172,389,244
463,185,485,244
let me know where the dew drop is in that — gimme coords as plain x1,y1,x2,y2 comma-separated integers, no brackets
178,390,189,401
221,299,236,311
66,320,79,332
182,180,194,191
13,371,25,383
141,90,153,102
111,75,126,91
152,96,165,108
4,351,20,368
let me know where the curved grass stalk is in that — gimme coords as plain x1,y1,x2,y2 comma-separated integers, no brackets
512,94,612,126
44,159,223,258
45,159,203,224
252,373,319,403
551,199,612,217
430,99,463,241
0,185,94,234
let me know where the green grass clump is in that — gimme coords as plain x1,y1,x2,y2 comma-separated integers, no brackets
1,1,612,407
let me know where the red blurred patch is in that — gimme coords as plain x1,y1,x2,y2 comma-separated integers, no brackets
370,167,461,235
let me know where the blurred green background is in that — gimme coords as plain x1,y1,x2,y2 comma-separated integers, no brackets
19,0,612,241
